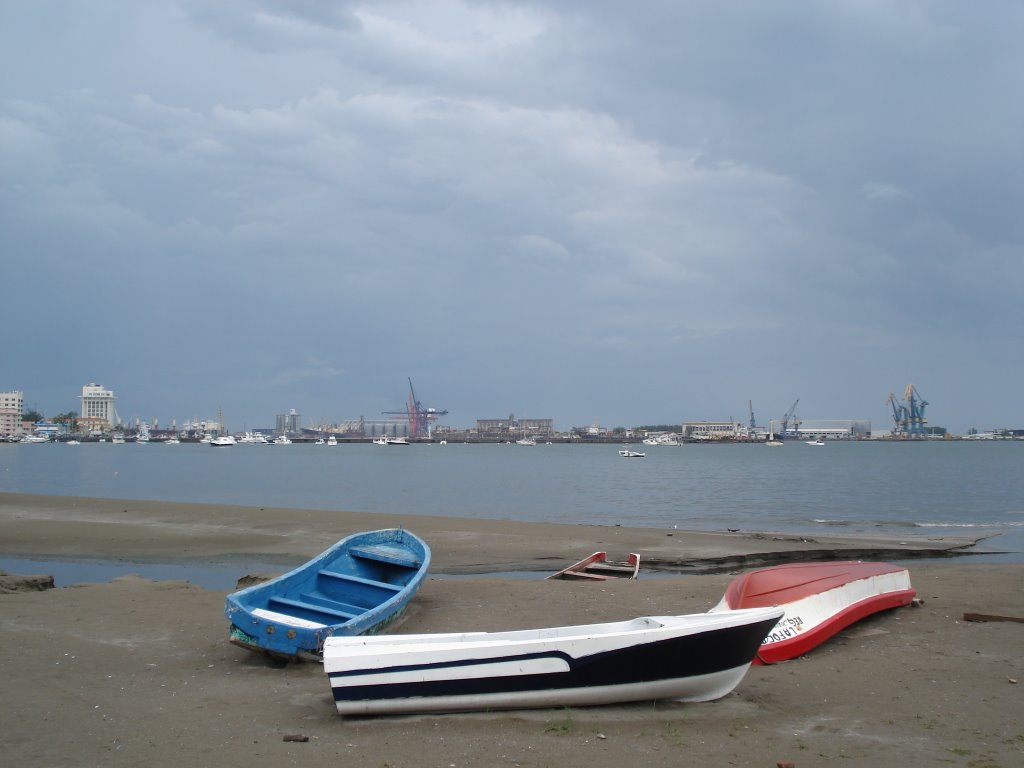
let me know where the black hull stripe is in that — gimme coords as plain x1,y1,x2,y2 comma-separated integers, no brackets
330,617,777,703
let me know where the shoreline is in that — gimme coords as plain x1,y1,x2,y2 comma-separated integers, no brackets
0,492,1001,574
1,491,1022,766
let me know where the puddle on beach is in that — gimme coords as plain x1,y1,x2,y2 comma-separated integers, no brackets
7,548,1010,591
0,557,289,590
0,558,690,588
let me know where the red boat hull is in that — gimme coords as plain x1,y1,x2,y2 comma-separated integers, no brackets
714,561,916,664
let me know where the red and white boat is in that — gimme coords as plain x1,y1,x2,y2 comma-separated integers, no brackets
546,551,641,580
711,561,916,664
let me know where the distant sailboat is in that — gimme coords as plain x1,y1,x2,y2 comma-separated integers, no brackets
766,420,783,447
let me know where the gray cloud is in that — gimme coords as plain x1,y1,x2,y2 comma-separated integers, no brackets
1,1,1020,433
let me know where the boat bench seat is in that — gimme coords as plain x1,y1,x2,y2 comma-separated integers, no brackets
298,592,364,618
319,569,403,593
349,545,421,569
250,608,326,629
267,596,357,621
586,563,635,573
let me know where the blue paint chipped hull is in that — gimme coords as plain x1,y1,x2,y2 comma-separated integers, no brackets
224,528,430,661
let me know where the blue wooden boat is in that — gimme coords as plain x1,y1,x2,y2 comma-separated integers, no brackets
225,528,430,661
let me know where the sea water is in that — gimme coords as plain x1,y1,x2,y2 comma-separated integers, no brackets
2,440,1021,552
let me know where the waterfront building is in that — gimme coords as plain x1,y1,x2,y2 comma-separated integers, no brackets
1,390,24,437
790,420,872,440
182,418,223,436
476,417,554,438
275,409,301,435
365,419,409,438
682,421,744,440
34,421,63,438
79,383,118,432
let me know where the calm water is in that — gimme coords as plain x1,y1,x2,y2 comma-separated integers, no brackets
2,441,1022,556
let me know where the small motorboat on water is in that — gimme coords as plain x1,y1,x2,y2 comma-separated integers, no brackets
546,551,640,580
711,561,916,664
805,440,825,446
225,528,430,661
210,435,236,446
323,606,783,715
618,449,645,458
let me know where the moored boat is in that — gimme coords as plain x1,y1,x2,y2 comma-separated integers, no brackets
323,606,783,715
210,435,236,446
225,528,430,661
711,560,916,664
546,551,640,580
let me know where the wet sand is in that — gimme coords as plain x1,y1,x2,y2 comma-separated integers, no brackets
1,493,1021,766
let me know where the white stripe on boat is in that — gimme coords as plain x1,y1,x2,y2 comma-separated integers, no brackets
251,608,326,629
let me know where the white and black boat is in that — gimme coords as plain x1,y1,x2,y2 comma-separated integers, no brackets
323,606,783,715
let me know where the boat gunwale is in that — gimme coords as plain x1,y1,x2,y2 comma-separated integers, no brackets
225,528,430,659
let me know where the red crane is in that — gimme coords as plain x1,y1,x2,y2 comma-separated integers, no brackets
381,378,448,438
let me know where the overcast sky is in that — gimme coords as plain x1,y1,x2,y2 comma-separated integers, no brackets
2,1,1021,434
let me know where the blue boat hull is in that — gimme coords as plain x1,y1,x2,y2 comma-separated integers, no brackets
225,528,430,660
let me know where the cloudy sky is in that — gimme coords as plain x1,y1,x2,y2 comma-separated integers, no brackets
2,1,1021,434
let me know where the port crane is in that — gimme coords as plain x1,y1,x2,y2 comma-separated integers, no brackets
780,399,800,436
887,384,928,437
382,378,448,439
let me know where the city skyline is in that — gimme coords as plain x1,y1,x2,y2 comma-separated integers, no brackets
4,378,1009,436
2,3,1021,436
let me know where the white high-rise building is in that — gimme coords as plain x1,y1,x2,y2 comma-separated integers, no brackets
79,383,118,431
0,390,24,437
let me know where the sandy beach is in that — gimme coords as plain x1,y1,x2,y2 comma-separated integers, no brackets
1,493,1021,767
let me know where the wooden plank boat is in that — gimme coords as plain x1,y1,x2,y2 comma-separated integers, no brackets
224,528,430,661
711,560,916,664
323,606,783,715
546,551,640,580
